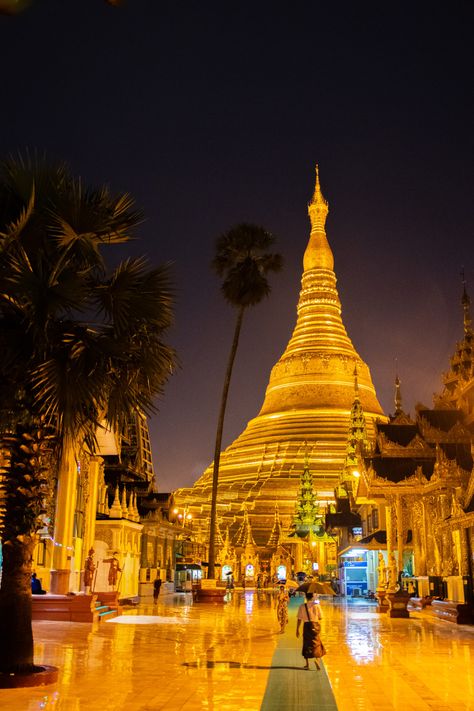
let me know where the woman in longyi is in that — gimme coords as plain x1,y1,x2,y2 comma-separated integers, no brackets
276,584,290,633
296,592,325,670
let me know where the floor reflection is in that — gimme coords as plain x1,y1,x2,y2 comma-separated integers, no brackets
2,593,474,710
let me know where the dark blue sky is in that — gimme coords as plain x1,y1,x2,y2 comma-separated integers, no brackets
1,1,473,490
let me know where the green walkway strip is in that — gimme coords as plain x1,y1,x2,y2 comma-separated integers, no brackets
260,599,338,711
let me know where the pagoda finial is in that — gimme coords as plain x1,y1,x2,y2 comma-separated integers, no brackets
308,164,329,232
394,371,403,415
267,502,283,547
461,268,472,335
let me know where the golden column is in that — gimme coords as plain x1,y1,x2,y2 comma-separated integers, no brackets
396,495,404,576
81,456,102,582
50,440,78,594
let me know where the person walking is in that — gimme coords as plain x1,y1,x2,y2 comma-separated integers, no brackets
153,577,162,603
296,592,325,670
276,584,289,633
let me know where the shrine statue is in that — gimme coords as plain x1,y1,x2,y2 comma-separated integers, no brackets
104,552,122,587
84,548,96,588
387,553,398,591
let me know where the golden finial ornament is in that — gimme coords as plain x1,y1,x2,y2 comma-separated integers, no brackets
304,165,334,271
308,164,329,232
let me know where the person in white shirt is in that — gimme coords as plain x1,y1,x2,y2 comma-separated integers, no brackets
296,592,325,669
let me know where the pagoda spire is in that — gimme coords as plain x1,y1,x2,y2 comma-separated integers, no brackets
437,272,474,407
342,366,367,478
234,509,256,548
258,167,384,421
242,510,256,547
394,372,403,416
109,484,122,519
267,503,283,547
461,269,472,336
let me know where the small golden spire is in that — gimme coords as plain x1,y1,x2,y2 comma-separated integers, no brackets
461,268,472,335
308,164,329,232
394,372,403,415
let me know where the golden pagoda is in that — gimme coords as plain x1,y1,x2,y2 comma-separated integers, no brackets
175,168,386,549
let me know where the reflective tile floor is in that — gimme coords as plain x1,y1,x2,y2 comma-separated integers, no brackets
2,592,474,711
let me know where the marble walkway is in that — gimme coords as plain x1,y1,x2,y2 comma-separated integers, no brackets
2,592,474,710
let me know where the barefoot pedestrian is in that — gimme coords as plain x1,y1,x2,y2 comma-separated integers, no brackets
296,592,325,670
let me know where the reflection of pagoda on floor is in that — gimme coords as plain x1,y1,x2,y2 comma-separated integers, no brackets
174,168,386,573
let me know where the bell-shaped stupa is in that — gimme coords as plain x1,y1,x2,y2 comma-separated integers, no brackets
175,169,385,545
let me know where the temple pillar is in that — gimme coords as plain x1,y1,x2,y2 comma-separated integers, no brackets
385,501,395,559
396,495,404,576
82,457,102,562
412,498,427,575
50,441,78,594
385,498,398,591
294,541,304,573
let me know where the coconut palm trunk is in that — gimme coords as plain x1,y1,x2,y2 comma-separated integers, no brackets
208,305,244,580
0,537,36,673
0,422,53,674
206,223,282,579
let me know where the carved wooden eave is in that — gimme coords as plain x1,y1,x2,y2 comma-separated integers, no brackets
366,465,429,496
437,510,474,532
376,432,432,457
419,417,470,444
434,388,458,405
368,478,464,500
390,412,415,425
353,468,377,505
430,453,468,486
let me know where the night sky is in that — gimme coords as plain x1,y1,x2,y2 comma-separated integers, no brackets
1,1,473,492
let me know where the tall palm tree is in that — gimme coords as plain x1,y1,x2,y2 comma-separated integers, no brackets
0,153,175,675
207,224,282,579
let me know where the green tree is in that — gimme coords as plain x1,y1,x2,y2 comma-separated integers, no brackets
207,224,282,579
0,153,175,675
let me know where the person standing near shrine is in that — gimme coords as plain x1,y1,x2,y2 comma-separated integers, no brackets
83,548,96,591
296,592,325,670
153,577,162,603
104,552,122,587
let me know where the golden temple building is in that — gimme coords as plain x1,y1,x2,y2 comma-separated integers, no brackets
174,168,387,554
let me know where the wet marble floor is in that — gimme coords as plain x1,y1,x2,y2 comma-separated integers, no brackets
2,592,474,710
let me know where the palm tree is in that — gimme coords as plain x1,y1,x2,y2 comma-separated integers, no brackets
207,223,282,579
0,153,175,676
